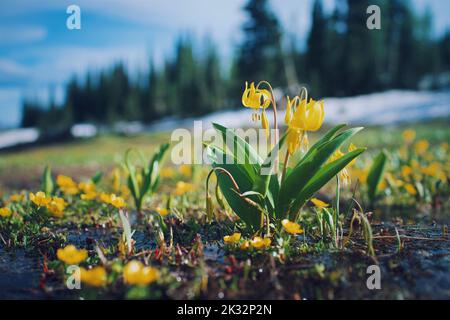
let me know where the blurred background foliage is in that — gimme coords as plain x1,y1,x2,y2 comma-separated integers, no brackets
20,0,450,132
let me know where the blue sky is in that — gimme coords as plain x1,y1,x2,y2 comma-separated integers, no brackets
0,0,449,128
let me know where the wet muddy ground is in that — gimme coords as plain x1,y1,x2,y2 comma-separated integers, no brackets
1,220,449,300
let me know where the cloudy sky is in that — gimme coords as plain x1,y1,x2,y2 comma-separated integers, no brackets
0,0,449,128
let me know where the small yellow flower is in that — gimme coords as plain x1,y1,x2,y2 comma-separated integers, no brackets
281,219,304,235
402,129,416,144
250,236,271,249
57,245,88,265
57,175,79,195
81,191,97,201
29,191,51,207
311,198,329,209
0,207,12,218
46,197,67,218
241,81,271,110
80,266,108,287
156,207,169,217
404,183,417,196
10,194,24,203
223,232,241,244
78,182,96,194
160,167,175,178
175,181,194,196
120,185,131,200
123,260,159,285
240,240,250,250
179,165,192,177
414,139,429,155
112,168,121,193
401,165,412,178
109,194,126,209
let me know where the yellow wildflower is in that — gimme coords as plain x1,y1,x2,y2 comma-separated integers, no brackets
57,175,79,195
81,191,97,201
120,185,131,200
311,198,329,208
0,207,12,218
109,194,126,209
123,260,159,286
240,240,251,250
402,129,416,144
414,140,429,155
57,245,88,265
223,232,241,244
10,193,24,203
78,182,96,194
160,167,175,178
401,165,412,178
29,191,51,207
112,168,121,193
175,181,194,196
80,266,107,287
250,236,271,249
281,219,304,235
47,197,67,218
404,183,417,196
156,207,169,217
241,81,271,110
421,162,441,177
179,164,192,177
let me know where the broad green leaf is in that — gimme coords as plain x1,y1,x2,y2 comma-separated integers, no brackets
91,171,103,185
367,150,388,204
288,148,365,220
278,127,363,218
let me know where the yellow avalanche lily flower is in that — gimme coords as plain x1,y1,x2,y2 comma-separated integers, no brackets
57,245,88,265
80,266,108,287
81,191,97,201
100,193,126,209
404,183,417,196
311,198,330,209
285,95,325,155
223,232,241,244
242,81,271,110
250,236,271,249
123,260,159,286
0,207,12,217
281,219,304,235
179,164,192,177
29,191,51,207
78,182,96,194
414,139,429,155
402,129,416,144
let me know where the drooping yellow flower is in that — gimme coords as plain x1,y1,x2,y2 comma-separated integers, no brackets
414,139,429,155
327,143,358,185
29,191,51,207
160,167,175,178
281,219,304,235
175,181,195,196
179,164,192,177
250,236,271,249
57,245,88,265
404,183,417,196
156,207,169,217
0,207,12,218
78,182,96,194
47,197,67,218
223,232,241,244
57,175,79,195
311,198,329,209
241,82,271,110
240,240,250,250
123,260,159,286
120,185,131,200
80,266,108,287
402,129,416,144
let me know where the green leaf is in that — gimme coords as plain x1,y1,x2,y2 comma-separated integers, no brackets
42,165,54,196
206,145,262,231
278,127,363,219
367,150,388,204
91,171,103,185
289,148,366,220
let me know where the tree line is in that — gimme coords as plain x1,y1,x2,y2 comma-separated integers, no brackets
22,0,450,130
